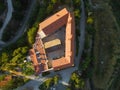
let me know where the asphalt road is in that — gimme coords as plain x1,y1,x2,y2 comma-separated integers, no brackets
76,0,86,67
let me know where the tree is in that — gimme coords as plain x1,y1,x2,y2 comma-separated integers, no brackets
47,4,53,14
51,0,57,4
0,75,6,81
1,52,9,63
87,17,94,24
74,0,80,4
54,75,59,85
27,27,37,45
74,9,80,18
81,56,91,70
70,72,85,89
21,47,28,54
45,78,53,89
11,54,22,63
12,48,21,56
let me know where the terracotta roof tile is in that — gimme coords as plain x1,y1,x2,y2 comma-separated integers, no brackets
29,8,75,74
38,8,69,36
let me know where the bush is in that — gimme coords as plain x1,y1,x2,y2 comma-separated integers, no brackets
69,72,85,90
39,78,54,90
53,75,59,85
39,75,60,90
1,76,29,90
27,27,37,45
0,75,6,81
87,17,94,24
0,21,3,28
0,0,6,14
42,71,50,77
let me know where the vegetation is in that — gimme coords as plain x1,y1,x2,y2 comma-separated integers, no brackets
0,46,35,75
2,0,30,41
68,72,85,90
86,0,120,90
106,0,120,90
0,0,43,76
0,0,6,15
0,21,3,28
0,75,6,82
72,0,81,56
110,0,120,26
39,75,59,90
1,76,30,90
42,71,50,77
0,1,81,90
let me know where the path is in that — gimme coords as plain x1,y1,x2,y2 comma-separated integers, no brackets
0,0,13,40
16,77,48,90
76,0,86,67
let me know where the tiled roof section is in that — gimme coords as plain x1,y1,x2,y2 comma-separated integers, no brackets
65,13,75,64
70,13,75,64
30,8,75,74
29,49,38,65
34,65,40,74
39,8,69,36
30,35,48,74
52,57,71,70
52,13,75,70
52,57,67,67
35,36,47,63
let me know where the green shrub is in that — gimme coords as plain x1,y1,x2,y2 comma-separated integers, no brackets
42,71,50,77
69,72,85,89
0,75,6,81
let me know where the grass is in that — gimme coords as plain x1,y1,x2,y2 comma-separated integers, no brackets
92,1,119,89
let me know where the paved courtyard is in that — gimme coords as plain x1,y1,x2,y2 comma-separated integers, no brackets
42,26,66,60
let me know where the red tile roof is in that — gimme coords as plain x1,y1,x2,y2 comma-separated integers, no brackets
52,13,75,70
29,8,75,74
29,36,48,74
38,8,68,36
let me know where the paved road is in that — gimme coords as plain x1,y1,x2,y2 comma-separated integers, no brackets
0,0,13,40
16,77,48,90
76,0,86,67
